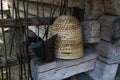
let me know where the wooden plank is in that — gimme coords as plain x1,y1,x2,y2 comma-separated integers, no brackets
104,0,120,16
84,0,104,20
0,17,56,27
33,59,96,80
92,40,120,58
27,0,85,9
87,60,118,80
0,10,10,15
99,15,118,41
81,20,100,43
30,49,97,80
7,0,71,18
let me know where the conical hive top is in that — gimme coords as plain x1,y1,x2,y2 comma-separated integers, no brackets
51,15,80,33
53,15,80,25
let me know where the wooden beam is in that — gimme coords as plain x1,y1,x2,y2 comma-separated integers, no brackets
0,17,56,27
21,0,85,9
0,10,10,15
8,0,66,18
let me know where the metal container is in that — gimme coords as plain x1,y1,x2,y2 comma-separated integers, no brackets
50,15,84,59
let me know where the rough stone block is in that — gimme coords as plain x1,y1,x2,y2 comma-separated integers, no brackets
88,60,118,80
92,40,120,58
81,20,100,43
99,15,118,41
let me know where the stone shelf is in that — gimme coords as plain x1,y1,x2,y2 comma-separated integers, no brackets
30,49,97,80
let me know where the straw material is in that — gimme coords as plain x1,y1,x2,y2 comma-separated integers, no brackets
50,15,84,59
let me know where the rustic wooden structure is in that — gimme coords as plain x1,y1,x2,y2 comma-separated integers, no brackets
104,0,120,16
85,0,104,20
3,0,120,80
0,17,56,27
29,0,85,9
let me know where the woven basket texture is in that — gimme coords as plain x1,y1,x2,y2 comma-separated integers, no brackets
50,15,84,59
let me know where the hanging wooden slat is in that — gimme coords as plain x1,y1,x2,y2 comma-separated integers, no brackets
7,0,71,18
0,17,56,27
28,0,85,9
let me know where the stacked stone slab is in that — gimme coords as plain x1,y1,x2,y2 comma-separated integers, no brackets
84,0,120,80
98,15,120,64
7,0,120,79
99,15,119,42
88,60,118,80
81,20,100,43
88,40,120,80
82,0,104,44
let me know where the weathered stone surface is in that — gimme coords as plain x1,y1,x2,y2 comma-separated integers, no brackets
99,15,118,41
31,49,97,80
87,60,118,80
81,20,100,43
92,40,120,58
84,0,104,20
104,0,120,16
98,55,120,64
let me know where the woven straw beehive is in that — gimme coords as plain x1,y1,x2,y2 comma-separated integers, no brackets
50,15,84,59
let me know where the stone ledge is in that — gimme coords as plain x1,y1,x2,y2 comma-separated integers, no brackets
30,49,97,80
